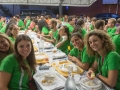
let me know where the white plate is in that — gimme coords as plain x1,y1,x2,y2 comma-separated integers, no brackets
59,64,78,73
44,42,53,48
35,55,46,60
53,53,66,58
39,73,58,86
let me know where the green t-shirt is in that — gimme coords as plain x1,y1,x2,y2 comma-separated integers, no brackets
69,47,95,68
96,51,120,90
52,30,58,44
42,27,49,35
111,34,120,55
0,54,32,90
9,36,15,43
90,25,94,30
0,22,3,30
81,28,87,37
107,27,116,36
0,25,6,33
58,38,70,55
18,19,25,30
25,20,31,29
65,23,74,33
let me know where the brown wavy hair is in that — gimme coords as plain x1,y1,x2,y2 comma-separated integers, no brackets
14,34,36,74
0,33,14,59
84,30,115,57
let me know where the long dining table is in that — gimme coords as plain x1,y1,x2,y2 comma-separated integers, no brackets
19,31,114,90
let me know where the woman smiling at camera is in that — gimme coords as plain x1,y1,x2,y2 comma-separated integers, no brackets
0,34,37,90
85,30,120,90
68,33,95,70
0,33,14,64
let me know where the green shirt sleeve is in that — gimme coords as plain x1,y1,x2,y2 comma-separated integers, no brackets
69,48,79,57
112,35,120,55
25,20,31,29
42,27,49,35
81,47,95,67
0,25,6,33
0,54,15,74
18,20,25,30
81,28,87,37
107,52,120,70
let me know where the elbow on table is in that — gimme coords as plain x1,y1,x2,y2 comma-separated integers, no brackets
108,82,116,88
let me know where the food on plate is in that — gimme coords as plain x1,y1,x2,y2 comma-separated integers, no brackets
61,64,78,72
41,74,55,84
84,80,96,86
91,72,95,78
31,39,34,44
33,45,38,52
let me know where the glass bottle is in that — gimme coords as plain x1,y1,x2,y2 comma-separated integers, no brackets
64,66,76,90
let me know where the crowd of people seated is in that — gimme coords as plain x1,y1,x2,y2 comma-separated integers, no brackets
0,14,120,90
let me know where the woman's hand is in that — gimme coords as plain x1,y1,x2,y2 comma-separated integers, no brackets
69,56,77,63
86,69,95,79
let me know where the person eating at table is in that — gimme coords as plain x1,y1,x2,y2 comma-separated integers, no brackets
0,34,37,90
68,33,95,70
0,33,14,65
42,19,58,45
55,26,70,55
85,30,120,90
37,19,50,36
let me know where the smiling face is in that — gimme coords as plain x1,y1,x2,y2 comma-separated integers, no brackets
71,35,84,49
0,36,10,52
17,40,32,59
88,35,104,52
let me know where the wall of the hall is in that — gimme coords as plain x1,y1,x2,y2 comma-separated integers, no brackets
67,0,120,17
102,4,120,14
67,0,103,17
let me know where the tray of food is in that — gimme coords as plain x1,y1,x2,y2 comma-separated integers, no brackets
33,71,66,90
35,52,49,64
52,60,84,77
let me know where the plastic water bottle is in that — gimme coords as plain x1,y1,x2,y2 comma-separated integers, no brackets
64,66,76,90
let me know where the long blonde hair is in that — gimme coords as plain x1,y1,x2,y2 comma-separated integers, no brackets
0,33,14,59
84,30,115,57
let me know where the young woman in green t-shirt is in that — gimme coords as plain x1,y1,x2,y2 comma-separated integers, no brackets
0,33,14,64
72,18,87,37
37,19,50,36
111,26,120,55
85,30,120,90
55,26,70,54
68,33,95,70
0,34,37,90
6,24,19,43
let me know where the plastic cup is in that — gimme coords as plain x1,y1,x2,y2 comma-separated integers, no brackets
74,74,81,84
54,60,59,66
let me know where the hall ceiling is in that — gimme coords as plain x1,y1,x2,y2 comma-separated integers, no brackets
0,0,97,6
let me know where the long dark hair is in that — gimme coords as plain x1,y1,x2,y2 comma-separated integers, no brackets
38,19,49,32
58,26,70,44
14,34,36,74
6,24,15,37
73,18,84,35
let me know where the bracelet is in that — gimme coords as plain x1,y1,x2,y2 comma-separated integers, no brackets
96,73,101,77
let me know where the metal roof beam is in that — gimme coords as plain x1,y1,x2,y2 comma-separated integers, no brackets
0,0,97,7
